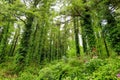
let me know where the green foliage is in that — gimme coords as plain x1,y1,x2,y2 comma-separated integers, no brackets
109,24,120,54
0,0,120,80
17,71,38,80
84,58,106,74
1,57,120,79
67,48,76,57
91,58,120,79
35,58,120,80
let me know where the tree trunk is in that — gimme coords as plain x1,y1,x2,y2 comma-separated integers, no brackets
73,17,80,57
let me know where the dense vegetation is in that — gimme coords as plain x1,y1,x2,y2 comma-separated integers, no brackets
0,0,120,79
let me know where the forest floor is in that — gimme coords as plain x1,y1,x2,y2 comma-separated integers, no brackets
0,56,120,80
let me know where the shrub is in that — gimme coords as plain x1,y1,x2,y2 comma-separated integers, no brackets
84,58,106,74
91,58,120,79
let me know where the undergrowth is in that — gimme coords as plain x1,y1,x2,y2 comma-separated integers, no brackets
0,57,120,80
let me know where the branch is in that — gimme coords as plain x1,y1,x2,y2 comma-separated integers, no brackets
14,14,26,25
55,19,72,25
73,7,84,18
